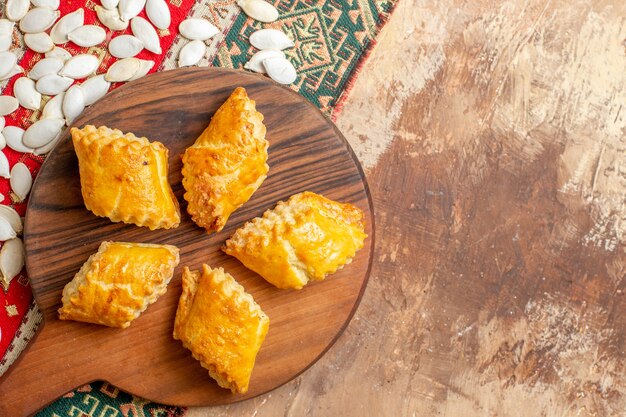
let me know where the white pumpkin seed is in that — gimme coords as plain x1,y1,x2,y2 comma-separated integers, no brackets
62,84,84,124
31,0,60,9
0,117,3,130
38,78,72,99
102,0,120,9
0,52,18,80
0,96,19,116
105,57,140,82
59,54,99,79
28,57,64,80
0,219,17,243
36,74,73,95
24,32,54,53
0,205,23,234
119,0,146,22
23,118,65,148
0,238,25,290
179,18,219,41
0,133,5,150
3,126,33,153
128,59,154,80
0,65,23,81
50,8,84,44
263,56,297,84
45,46,72,62
131,17,161,54
19,7,60,34
80,75,110,105
0,152,9,178
6,0,30,22
0,21,14,51
95,5,128,31
250,28,294,50
244,49,284,73
178,40,205,67
67,25,106,47
14,77,42,110
145,0,170,30
237,0,278,23
33,131,62,154
0,35,12,52
109,34,143,58
41,92,64,119
10,163,32,202
0,20,16,36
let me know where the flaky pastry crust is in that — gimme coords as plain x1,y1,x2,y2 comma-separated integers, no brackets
182,87,269,233
174,264,269,393
72,125,180,230
223,191,367,289
58,241,180,328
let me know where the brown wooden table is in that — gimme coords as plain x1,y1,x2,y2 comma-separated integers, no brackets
188,0,626,415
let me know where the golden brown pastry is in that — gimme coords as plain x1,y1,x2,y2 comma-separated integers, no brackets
182,87,269,234
174,264,269,394
223,191,367,290
58,241,180,328
72,125,180,230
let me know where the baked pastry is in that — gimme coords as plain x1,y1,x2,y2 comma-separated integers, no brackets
182,87,269,233
174,264,269,394
72,125,180,230
58,241,180,328
223,191,367,289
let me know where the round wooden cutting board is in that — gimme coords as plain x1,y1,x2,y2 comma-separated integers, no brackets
0,68,374,416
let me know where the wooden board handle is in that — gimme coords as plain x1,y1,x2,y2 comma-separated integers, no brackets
0,320,94,417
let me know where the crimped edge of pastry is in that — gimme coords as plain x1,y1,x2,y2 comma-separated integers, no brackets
174,264,269,393
58,241,180,328
71,125,165,151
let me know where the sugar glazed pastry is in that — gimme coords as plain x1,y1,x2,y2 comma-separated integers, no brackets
182,87,269,234
174,264,269,394
223,191,367,290
58,241,180,328
72,125,181,230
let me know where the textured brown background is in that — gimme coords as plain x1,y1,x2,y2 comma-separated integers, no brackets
188,0,626,415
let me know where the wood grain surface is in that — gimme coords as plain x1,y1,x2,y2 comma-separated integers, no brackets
183,1,625,416
0,68,374,416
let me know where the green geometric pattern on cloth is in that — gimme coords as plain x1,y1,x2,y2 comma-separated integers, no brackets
34,381,184,417
214,0,396,116
24,0,397,414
